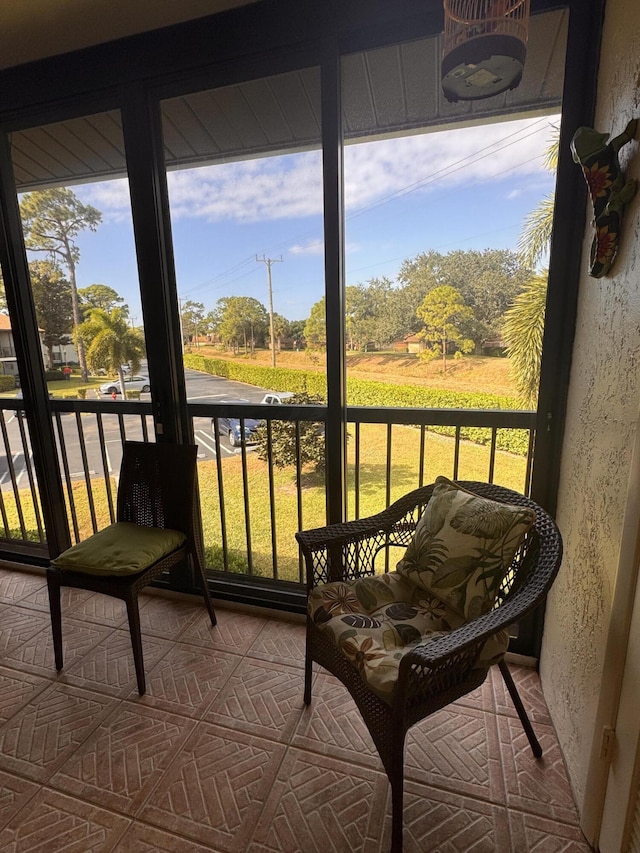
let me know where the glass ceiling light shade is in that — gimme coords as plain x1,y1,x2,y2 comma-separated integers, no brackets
441,0,530,102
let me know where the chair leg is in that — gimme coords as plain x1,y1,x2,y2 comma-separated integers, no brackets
126,594,146,696
46,571,64,671
499,659,542,758
194,554,216,626
303,622,312,705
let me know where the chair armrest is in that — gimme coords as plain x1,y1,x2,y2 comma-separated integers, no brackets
399,581,545,677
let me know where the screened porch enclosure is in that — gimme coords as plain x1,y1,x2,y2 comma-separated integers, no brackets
0,0,584,660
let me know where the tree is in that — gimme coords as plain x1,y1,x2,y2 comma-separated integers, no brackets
29,261,73,368
502,273,548,408
75,307,145,395
214,296,267,353
415,285,474,373
254,392,325,480
180,300,205,348
398,249,530,350
20,188,102,382
304,298,326,350
78,284,126,318
518,126,560,268
270,313,289,351
504,127,559,406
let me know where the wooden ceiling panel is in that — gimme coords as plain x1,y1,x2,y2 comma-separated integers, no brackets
11,10,566,190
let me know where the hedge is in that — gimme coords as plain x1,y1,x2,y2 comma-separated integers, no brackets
0,375,16,392
183,354,530,455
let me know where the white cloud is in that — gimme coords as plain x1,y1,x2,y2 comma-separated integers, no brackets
289,239,324,255
73,114,558,226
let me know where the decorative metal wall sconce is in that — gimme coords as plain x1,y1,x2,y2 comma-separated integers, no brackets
441,0,530,102
571,119,637,278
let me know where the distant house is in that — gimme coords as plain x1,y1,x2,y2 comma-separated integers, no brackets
0,313,52,378
403,333,426,354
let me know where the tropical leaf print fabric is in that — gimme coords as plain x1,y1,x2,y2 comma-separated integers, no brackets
396,477,535,620
308,570,509,700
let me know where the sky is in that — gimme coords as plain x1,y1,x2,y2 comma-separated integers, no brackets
59,112,558,328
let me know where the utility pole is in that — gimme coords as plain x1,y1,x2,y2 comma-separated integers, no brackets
256,255,282,368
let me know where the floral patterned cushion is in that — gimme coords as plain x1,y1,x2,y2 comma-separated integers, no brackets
309,571,509,701
396,477,535,620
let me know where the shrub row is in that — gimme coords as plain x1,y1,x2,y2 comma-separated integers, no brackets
0,375,16,392
183,354,529,455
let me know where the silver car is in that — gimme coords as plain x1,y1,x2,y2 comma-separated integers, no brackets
99,375,151,395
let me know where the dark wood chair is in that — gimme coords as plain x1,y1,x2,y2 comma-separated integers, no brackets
296,481,563,853
47,440,216,695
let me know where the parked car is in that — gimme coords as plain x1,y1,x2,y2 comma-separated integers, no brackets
212,401,262,447
260,391,294,405
99,375,151,395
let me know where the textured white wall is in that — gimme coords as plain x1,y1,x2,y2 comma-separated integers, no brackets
540,0,640,809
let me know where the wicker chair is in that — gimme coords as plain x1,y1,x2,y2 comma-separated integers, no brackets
47,441,216,695
296,481,563,853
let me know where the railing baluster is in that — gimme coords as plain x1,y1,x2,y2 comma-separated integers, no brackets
453,425,461,479
117,413,127,446
488,427,497,483
266,420,278,581
0,412,14,537
75,412,98,534
419,425,426,488
16,415,45,543
354,421,361,521
524,429,536,496
385,424,392,573
212,417,229,573
141,413,150,442
0,413,27,539
54,411,80,543
96,413,115,524
238,417,253,576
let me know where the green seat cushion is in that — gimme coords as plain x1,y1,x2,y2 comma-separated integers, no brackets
397,476,535,620
51,522,186,577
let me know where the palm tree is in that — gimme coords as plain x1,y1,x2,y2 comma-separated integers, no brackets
76,307,145,396
502,273,548,408
505,126,560,406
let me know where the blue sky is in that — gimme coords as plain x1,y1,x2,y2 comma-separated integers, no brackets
67,112,558,327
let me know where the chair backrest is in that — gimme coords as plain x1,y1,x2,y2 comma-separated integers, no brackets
116,441,198,536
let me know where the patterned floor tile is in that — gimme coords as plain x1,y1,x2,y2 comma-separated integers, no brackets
0,667,49,725
0,770,40,832
0,683,116,782
0,606,51,656
0,787,130,852
397,779,512,852
180,608,267,654
250,747,388,853
117,821,224,852
246,619,306,669
498,715,581,824
291,673,379,768
131,643,242,718
493,663,553,726
508,810,593,851
50,703,196,815
0,572,46,606
452,669,495,714
0,618,113,678
406,704,504,802
141,721,286,851
138,594,206,640
19,585,94,614
65,592,133,627
63,630,172,697
204,657,305,742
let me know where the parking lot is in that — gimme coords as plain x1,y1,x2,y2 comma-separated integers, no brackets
0,367,274,492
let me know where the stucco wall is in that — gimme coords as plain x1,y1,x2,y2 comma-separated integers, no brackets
540,0,640,809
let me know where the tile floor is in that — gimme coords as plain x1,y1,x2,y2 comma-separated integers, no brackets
0,567,592,852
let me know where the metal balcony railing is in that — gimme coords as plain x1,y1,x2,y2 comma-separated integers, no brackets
0,398,536,594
